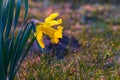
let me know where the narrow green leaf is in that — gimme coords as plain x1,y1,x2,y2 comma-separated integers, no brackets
5,0,15,39
8,28,22,80
9,28,22,69
0,26,4,79
9,23,29,74
16,23,32,63
18,23,32,55
0,0,5,79
13,36,35,78
9,22,32,80
12,29,22,57
24,0,28,21
3,38,11,79
2,0,10,34
7,1,23,76
0,0,3,18
14,0,22,30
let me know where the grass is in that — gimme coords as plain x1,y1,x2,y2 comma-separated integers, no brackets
16,23,120,80
15,1,120,79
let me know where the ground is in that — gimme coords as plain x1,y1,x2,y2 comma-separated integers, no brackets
16,0,120,80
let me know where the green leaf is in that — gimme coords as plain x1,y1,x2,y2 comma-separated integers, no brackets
24,0,28,21
0,0,3,18
0,33,4,79
0,0,5,79
18,23,32,55
0,0,37,79
5,0,15,39
9,22,33,80
14,0,22,29
2,0,10,34
8,29,22,80
13,36,35,78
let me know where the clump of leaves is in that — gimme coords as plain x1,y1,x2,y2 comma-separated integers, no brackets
0,0,35,80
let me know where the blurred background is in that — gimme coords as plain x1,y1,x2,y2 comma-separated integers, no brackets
19,0,120,29
17,0,120,79
24,0,120,52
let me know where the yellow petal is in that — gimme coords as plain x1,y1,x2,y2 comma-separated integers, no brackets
40,25,63,44
51,38,59,44
34,25,42,37
34,13,63,48
36,31,45,48
40,26,56,38
49,19,62,27
45,13,58,22
54,26,63,38
57,26,63,29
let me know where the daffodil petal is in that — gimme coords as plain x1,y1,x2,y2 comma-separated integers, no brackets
41,26,55,38
54,26,63,38
45,13,58,22
57,26,63,29
37,31,45,48
51,38,59,44
49,19,62,27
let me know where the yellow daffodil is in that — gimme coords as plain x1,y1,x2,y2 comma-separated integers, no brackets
34,13,63,48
